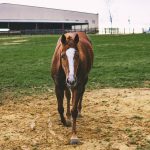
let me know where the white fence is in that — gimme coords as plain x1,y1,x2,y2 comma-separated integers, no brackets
99,28,145,34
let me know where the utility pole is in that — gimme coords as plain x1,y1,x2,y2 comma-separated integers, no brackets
109,10,113,34
106,0,113,34
128,18,130,34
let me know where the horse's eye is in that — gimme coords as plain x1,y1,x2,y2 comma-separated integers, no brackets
61,52,66,59
75,52,79,57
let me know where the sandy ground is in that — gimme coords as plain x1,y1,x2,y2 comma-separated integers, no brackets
0,88,150,150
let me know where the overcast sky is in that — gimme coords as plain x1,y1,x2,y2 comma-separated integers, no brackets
0,0,150,29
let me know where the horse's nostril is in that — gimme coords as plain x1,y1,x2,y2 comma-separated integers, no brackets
66,77,76,86
66,78,70,84
70,80,75,85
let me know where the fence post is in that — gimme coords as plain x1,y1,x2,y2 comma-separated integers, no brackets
133,28,134,34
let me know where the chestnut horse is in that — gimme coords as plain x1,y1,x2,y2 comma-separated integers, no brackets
51,32,93,144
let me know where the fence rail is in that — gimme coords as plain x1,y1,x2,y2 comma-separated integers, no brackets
0,28,150,35
0,28,99,36
99,28,147,34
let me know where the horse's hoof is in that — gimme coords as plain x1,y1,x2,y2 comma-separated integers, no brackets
66,119,72,127
70,136,80,144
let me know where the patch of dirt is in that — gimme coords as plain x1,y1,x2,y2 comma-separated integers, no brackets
0,88,150,150
2,39,28,45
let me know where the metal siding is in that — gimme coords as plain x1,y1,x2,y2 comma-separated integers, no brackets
0,3,98,28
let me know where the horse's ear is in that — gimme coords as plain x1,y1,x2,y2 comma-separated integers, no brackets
74,34,79,44
61,34,66,45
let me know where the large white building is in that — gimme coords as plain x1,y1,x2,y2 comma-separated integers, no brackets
0,3,99,33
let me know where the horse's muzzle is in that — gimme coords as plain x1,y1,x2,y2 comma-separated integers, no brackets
66,76,77,88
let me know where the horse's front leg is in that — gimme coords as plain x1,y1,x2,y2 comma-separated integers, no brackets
70,88,81,144
65,87,71,126
55,85,67,126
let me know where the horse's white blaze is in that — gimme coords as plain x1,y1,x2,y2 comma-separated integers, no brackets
66,48,76,82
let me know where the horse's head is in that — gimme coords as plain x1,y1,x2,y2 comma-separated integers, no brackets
60,33,80,88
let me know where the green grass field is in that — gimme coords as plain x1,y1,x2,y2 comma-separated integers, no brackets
0,34,150,93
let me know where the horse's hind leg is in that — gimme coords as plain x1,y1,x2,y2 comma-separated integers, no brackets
77,87,85,118
55,85,67,126
78,78,88,118
65,87,71,126
78,97,83,118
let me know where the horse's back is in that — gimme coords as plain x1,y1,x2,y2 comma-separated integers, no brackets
65,32,91,43
77,32,91,42
76,32,94,72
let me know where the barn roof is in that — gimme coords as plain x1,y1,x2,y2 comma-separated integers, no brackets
0,3,98,25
